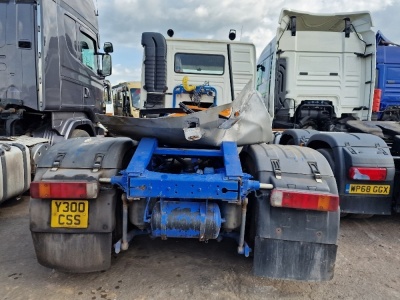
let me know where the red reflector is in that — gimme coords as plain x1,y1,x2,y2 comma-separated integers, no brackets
270,189,339,212
30,181,98,199
348,167,387,181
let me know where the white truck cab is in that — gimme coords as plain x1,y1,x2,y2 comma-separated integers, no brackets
140,32,256,111
257,9,375,130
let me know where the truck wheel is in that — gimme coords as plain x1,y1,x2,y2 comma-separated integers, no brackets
69,129,90,138
239,153,257,250
285,138,295,145
381,114,399,121
316,148,335,171
316,148,346,218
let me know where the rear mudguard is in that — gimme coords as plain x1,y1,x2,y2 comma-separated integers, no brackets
30,137,135,272
278,129,319,146
241,143,339,281
307,132,395,215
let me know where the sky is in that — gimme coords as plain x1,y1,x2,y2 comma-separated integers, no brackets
96,0,400,86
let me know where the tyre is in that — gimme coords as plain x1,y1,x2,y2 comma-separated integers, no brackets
239,152,257,250
69,129,90,138
317,148,375,218
316,148,335,173
317,148,348,218
286,137,295,145
381,114,399,121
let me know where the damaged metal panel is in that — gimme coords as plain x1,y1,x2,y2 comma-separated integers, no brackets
97,81,273,147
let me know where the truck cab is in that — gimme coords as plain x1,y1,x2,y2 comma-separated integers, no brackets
0,0,112,203
112,81,141,117
375,31,400,121
0,0,112,140
140,32,256,112
257,9,375,131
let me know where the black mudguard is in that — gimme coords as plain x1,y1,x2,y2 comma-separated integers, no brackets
307,132,395,215
278,129,319,145
241,143,340,281
30,137,135,272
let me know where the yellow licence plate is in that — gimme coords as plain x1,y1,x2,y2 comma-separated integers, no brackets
345,184,390,195
51,200,89,228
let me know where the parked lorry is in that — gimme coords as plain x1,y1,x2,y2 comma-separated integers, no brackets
259,10,397,216
374,31,400,121
0,0,113,203
30,32,340,281
112,81,141,117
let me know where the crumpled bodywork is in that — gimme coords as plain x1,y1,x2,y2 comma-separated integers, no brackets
97,80,273,147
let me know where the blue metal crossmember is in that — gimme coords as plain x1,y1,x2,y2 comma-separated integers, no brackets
127,170,240,200
111,138,261,201
153,147,223,157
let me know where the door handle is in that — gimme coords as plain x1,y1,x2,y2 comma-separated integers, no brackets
84,87,90,98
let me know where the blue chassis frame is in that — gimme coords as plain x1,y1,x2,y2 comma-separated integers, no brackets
111,138,261,202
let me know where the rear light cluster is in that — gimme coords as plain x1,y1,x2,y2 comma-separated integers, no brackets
270,189,339,212
30,181,99,199
348,167,387,181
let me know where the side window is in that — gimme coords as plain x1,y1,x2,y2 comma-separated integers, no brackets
256,63,264,88
79,31,98,71
64,15,76,55
256,58,269,96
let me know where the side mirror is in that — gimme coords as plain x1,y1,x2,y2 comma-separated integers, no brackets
102,54,112,77
103,42,114,54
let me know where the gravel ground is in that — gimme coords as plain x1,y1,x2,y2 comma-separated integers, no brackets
0,197,399,300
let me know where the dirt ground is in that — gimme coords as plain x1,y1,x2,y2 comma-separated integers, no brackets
0,196,399,300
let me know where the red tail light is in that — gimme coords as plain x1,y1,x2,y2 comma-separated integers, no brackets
270,189,339,212
30,181,99,199
348,167,387,181
372,89,381,112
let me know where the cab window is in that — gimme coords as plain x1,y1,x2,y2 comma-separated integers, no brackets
79,32,98,71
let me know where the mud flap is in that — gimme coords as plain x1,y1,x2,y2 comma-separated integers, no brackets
251,191,338,281
253,238,337,281
241,144,339,281
30,137,135,272
31,233,112,273
30,188,119,272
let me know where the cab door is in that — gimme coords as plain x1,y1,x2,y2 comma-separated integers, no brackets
40,0,103,114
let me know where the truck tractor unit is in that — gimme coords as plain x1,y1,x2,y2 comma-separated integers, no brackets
29,32,340,282
0,0,113,203
257,10,375,131
374,31,400,121
258,10,399,217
